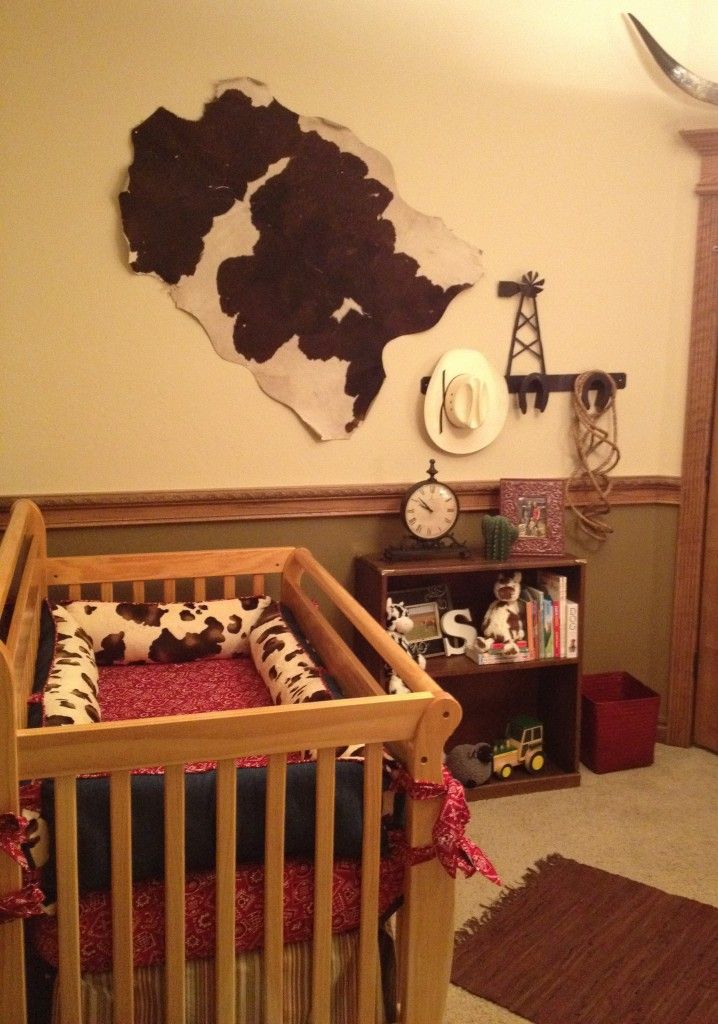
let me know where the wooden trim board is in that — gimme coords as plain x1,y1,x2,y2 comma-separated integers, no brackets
0,476,679,529
666,129,718,746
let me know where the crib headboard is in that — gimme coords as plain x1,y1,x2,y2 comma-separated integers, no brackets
45,545,294,603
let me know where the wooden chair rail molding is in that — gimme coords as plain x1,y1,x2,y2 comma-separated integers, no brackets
666,129,718,746
0,477,679,529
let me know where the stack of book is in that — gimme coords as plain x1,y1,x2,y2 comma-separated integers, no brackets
465,639,531,665
519,572,579,661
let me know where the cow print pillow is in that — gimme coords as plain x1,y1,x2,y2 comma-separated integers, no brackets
44,605,101,726
249,602,333,706
62,596,273,666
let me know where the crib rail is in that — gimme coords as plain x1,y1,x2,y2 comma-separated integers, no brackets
17,707,417,1024
17,697,431,779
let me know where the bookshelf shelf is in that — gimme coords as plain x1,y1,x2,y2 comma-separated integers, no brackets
354,551,586,800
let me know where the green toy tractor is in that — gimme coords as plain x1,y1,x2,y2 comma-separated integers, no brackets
492,715,545,779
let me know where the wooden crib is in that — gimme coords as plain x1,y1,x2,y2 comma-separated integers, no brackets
0,499,464,1024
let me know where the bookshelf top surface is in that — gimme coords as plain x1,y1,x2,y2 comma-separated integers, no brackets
359,552,586,575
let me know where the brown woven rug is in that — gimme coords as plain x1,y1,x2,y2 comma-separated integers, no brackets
452,854,718,1024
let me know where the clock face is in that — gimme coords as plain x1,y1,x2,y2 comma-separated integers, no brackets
403,480,459,540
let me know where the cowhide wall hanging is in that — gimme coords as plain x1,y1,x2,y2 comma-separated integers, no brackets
119,78,483,439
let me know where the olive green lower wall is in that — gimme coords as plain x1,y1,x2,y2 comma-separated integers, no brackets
565,506,678,716
47,503,678,715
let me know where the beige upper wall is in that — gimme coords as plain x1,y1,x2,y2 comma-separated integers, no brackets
2,0,717,494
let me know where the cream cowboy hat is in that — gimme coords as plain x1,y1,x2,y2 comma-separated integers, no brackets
423,348,509,454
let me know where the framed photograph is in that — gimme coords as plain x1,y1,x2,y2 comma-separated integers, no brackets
392,583,452,657
500,478,565,556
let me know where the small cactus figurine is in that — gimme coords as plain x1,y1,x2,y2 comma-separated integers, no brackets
482,514,519,561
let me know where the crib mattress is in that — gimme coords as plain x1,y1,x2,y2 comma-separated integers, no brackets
98,656,275,727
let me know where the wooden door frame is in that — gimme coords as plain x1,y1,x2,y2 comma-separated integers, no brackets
666,129,718,745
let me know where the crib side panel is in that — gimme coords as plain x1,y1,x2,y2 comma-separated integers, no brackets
0,500,48,1024
8,527,461,1024
17,694,433,1024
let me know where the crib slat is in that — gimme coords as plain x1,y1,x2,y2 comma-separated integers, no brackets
132,580,145,602
193,577,207,601
312,747,336,1024
110,771,134,1024
100,582,113,601
54,775,83,1024
68,583,82,601
215,758,237,1024
357,744,383,1023
163,578,176,602
252,573,265,595
264,753,286,1024
223,575,235,598
164,764,186,1022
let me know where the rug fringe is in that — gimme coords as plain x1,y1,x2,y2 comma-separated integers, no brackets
453,915,485,950
454,853,567,950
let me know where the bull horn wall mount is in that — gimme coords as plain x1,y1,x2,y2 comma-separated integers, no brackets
499,272,626,413
627,13,718,107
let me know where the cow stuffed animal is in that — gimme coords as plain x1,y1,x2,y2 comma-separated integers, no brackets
385,598,426,694
475,571,525,655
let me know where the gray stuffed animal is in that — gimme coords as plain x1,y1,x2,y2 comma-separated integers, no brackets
446,742,493,788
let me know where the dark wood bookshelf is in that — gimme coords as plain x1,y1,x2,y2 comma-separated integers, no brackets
354,551,586,801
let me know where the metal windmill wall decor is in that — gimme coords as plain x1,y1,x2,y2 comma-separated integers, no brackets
499,271,626,414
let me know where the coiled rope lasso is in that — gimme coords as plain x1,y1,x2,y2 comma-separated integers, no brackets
566,370,621,542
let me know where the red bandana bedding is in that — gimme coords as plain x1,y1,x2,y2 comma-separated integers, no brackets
96,657,288,772
30,834,406,973
98,657,272,720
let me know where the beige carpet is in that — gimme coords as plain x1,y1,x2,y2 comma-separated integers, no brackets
444,744,718,1024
